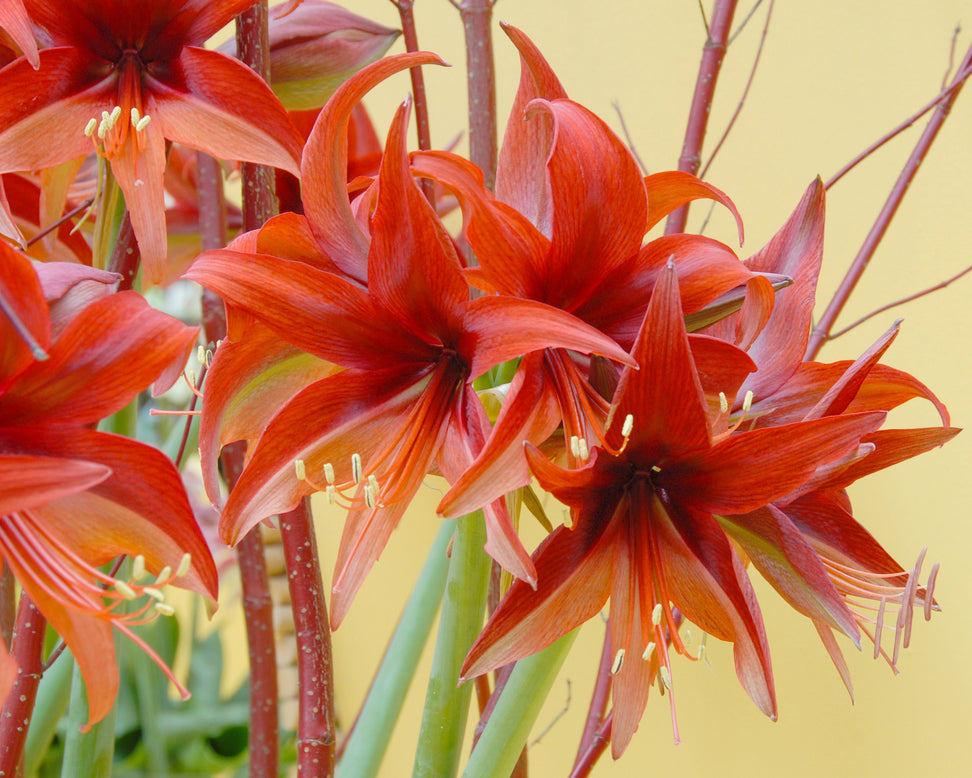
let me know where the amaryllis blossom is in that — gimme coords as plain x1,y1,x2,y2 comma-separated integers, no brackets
461,262,890,757
702,179,958,691
0,246,218,728
187,53,634,626
0,0,303,284
419,25,780,517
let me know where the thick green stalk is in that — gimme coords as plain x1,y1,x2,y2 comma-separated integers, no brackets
60,659,116,778
462,629,580,778
412,513,491,778
337,520,454,778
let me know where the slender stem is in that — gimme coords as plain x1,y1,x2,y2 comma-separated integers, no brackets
567,712,612,778
279,498,336,776
196,152,229,343
824,62,972,190
390,1,435,203
413,512,491,778
573,623,612,770
457,0,498,191
221,442,281,776
0,288,48,361
462,628,580,778
23,196,95,248
0,594,47,777
60,656,116,778
336,520,454,778
805,38,972,360
665,0,738,234
0,563,14,647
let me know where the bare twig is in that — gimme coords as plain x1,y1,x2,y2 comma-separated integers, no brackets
573,625,612,769
665,0,739,234
827,262,972,341
699,0,774,180
612,102,649,175
728,0,764,45
23,196,95,248
567,711,613,778
806,37,972,360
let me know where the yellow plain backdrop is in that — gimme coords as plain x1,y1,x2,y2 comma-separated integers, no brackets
214,2,972,776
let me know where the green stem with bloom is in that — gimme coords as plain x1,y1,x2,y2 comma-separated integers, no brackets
462,628,580,778
412,512,491,778
337,519,454,778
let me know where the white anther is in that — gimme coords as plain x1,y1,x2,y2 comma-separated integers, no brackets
742,390,754,414
135,114,151,132
131,554,146,581
154,602,176,617
115,581,137,600
153,565,172,585
719,391,729,414
569,435,580,457
651,603,663,626
176,553,192,578
562,508,573,529
323,463,335,485
577,438,590,461
642,641,656,660
611,649,625,675
621,414,634,438
143,587,165,602
351,453,363,484
84,118,98,137
325,485,337,505
130,107,141,127
294,459,307,481
659,665,673,689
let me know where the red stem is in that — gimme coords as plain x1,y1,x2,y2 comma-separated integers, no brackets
665,0,738,234
572,624,613,770
805,38,972,361
456,0,498,191
278,498,336,776
567,711,613,778
222,443,281,777
196,152,229,342
391,1,434,203
0,564,13,647
0,594,47,777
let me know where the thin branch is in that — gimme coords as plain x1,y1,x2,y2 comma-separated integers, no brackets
806,37,972,360
0,285,48,360
699,0,774,180
23,196,95,248
572,625,612,770
824,62,972,190
567,711,613,778
612,102,649,175
390,0,435,203
665,0,739,234
827,262,972,340
942,25,962,90
728,0,764,45
456,0,498,191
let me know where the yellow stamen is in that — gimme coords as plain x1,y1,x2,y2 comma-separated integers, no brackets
611,649,625,674
651,602,663,626
176,553,192,578
642,641,656,660
84,118,97,137
115,581,137,600
719,391,729,414
131,554,146,582
154,602,176,617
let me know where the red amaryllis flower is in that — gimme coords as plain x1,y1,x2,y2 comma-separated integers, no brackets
0,0,303,284
187,53,635,626
417,25,778,517
461,262,888,757
0,247,218,728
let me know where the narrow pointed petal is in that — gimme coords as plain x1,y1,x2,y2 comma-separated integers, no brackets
10,428,218,599
218,366,426,545
644,170,744,242
666,411,886,514
0,0,38,67
655,497,776,719
611,261,711,458
148,47,303,176
437,390,537,585
0,291,197,427
462,296,635,380
741,178,826,399
462,518,616,679
716,505,860,642
496,23,568,224
438,354,562,518
186,250,433,368
198,321,340,505
301,51,446,280
0,244,49,380
369,98,468,342
0,455,110,515
814,622,855,702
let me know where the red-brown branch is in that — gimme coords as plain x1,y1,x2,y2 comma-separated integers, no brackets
279,498,336,776
454,0,498,191
805,38,972,360
573,625,613,771
567,710,613,778
665,0,738,234
0,594,47,776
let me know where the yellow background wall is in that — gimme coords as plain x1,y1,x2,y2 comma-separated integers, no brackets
235,2,972,776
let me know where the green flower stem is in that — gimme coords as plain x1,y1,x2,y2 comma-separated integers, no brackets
462,628,580,778
337,520,454,778
22,652,74,777
60,658,116,778
412,512,491,778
